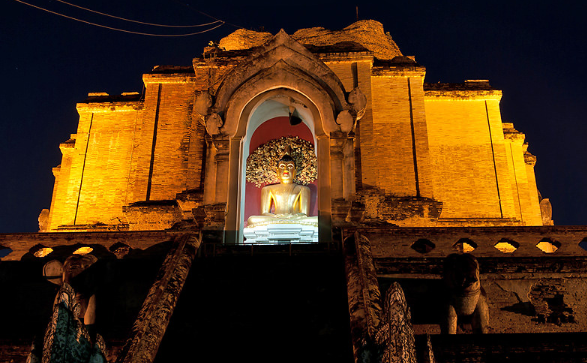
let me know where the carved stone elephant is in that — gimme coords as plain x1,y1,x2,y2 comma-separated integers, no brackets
442,253,489,334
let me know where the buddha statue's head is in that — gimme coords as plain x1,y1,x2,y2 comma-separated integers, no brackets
277,154,296,184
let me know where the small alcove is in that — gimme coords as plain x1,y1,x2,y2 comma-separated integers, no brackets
536,238,561,253
411,239,436,254
453,238,477,253
236,93,322,245
494,238,520,253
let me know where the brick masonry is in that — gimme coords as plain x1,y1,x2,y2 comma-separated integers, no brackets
43,22,545,232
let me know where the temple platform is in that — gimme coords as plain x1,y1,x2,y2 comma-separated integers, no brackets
243,223,319,244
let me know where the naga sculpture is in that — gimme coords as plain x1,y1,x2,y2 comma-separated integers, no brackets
28,254,107,363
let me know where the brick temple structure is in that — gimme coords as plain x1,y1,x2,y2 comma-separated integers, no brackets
1,20,586,362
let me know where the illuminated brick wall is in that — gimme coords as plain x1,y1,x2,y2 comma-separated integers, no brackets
369,75,418,195
48,100,144,229
45,47,545,230
142,81,205,201
424,86,542,225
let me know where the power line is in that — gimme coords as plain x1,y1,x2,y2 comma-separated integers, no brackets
53,0,221,28
170,0,244,30
13,0,225,37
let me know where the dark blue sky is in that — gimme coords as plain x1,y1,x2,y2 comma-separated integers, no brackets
1,0,586,232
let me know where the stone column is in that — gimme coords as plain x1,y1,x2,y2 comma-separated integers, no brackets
202,136,217,205
317,134,332,243
212,136,230,204
331,132,355,225
330,133,345,200
343,135,356,199
224,136,243,244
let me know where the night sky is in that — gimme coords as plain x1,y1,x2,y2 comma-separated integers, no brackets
2,0,586,233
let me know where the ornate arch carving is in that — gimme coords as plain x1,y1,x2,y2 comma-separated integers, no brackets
211,29,351,124
199,30,361,244
223,60,339,138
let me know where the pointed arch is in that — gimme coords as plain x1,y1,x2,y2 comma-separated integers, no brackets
224,60,340,138
204,30,354,244
211,30,351,126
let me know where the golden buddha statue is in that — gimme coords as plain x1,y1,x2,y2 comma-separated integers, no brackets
247,154,318,228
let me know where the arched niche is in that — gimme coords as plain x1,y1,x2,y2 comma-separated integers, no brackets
224,88,333,244
206,32,357,245
241,115,319,243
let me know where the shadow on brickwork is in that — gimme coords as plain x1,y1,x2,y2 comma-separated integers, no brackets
154,254,354,363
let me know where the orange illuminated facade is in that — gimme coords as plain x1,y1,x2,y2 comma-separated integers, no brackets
3,21,587,363
42,20,551,238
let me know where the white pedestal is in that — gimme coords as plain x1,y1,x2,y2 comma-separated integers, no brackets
243,223,318,244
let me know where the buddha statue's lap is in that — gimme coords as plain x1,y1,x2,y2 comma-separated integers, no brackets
246,154,317,228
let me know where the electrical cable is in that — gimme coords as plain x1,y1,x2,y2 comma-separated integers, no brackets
170,0,244,29
53,0,221,28
13,0,224,36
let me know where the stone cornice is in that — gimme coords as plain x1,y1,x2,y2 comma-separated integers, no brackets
503,131,526,143
372,66,426,77
424,89,502,100
524,152,537,166
143,73,197,84
76,101,143,113
317,52,374,62
59,139,75,150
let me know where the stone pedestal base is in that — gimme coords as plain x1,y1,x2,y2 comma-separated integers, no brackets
243,224,319,244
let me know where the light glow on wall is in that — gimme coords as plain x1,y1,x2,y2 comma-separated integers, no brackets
34,247,53,258
494,242,517,253
536,241,558,253
73,246,93,255
462,242,476,253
